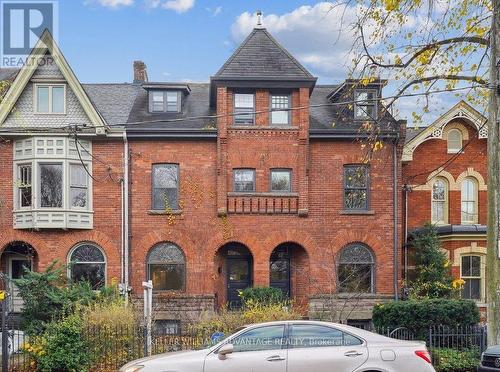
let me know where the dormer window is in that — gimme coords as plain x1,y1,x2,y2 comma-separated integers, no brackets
354,90,377,120
234,93,255,125
35,84,66,114
149,91,181,113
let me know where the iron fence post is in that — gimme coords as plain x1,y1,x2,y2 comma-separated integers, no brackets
2,299,8,372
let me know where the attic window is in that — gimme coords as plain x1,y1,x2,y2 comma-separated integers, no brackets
35,84,66,114
354,90,377,120
149,91,181,113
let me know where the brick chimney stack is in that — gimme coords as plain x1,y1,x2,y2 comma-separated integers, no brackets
133,60,148,83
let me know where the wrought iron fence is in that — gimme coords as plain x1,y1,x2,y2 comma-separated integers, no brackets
1,323,489,371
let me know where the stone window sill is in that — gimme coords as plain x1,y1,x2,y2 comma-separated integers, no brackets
339,210,375,215
148,209,183,215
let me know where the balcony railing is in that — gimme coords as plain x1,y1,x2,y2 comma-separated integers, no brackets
227,193,299,214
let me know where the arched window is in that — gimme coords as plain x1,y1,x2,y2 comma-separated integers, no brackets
147,242,185,291
447,129,462,153
432,178,448,224
68,243,106,289
337,243,374,293
461,177,478,224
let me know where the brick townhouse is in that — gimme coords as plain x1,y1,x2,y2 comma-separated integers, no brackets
402,101,488,317
0,23,414,333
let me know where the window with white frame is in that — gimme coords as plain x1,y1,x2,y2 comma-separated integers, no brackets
234,93,255,125
13,137,93,229
35,84,66,114
461,177,478,224
461,255,482,300
447,129,463,153
431,178,448,224
354,90,377,120
271,95,290,125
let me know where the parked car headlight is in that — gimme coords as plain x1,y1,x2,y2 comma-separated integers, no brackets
122,365,144,372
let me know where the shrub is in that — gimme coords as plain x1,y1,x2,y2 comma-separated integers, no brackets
238,287,286,307
24,313,92,372
190,301,301,343
432,348,479,372
372,299,480,339
408,224,455,299
13,262,96,335
83,300,140,369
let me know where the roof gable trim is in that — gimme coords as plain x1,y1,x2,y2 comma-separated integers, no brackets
0,30,107,133
402,100,487,161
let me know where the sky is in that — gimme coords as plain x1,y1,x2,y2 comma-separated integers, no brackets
52,0,462,124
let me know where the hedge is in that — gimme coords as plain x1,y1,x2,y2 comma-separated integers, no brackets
372,299,480,339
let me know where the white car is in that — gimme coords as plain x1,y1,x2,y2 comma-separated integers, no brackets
121,320,435,372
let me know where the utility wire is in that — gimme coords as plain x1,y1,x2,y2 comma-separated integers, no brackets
0,84,488,134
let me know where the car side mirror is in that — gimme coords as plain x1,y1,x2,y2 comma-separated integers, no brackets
218,343,234,360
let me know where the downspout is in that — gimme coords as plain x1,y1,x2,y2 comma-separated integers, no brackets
404,185,409,281
393,140,399,300
123,132,130,304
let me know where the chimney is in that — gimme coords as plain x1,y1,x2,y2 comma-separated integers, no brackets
133,60,148,83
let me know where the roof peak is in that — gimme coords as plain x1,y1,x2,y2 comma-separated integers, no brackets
213,26,315,81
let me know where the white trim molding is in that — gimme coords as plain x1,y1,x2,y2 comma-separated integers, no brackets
0,30,107,134
403,101,487,161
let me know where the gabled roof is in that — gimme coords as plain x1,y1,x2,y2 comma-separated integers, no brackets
403,100,488,161
213,28,316,81
0,29,107,133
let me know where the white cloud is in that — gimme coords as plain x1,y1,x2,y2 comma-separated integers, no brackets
206,5,222,17
146,0,194,13
231,3,360,81
86,0,134,8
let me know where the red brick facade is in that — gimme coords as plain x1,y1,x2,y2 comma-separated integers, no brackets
0,139,124,281
403,106,488,312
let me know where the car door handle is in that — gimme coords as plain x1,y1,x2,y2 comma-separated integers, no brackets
266,355,286,362
344,351,363,357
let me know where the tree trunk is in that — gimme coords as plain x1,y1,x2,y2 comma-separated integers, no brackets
487,0,500,346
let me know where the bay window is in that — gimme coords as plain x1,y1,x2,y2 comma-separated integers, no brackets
13,137,93,229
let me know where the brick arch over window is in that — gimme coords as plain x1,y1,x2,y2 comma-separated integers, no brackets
133,229,201,292
443,121,470,141
456,168,487,191
329,231,391,294
336,242,375,293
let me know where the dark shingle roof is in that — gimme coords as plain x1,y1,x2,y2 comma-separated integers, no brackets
126,83,216,130
214,28,315,81
0,68,19,82
309,84,400,135
405,126,427,143
83,84,141,126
